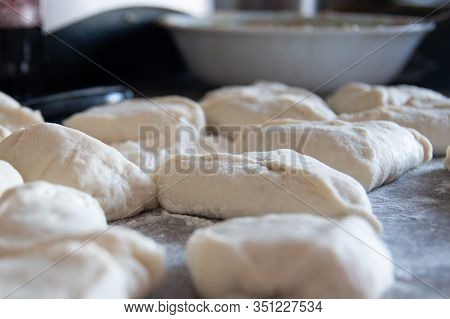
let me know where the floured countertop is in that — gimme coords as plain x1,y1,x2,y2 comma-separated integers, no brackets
115,158,450,299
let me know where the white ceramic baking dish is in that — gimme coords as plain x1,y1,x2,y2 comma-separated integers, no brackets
161,12,434,93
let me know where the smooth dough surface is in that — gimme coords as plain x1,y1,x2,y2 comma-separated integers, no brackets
339,105,449,155
0,227,165,298
327,82,448,114
0,181,106,252
0,125,11,142
200,81,336,127
64,96,206,144
156,150,380,231
0,123,158,221
0,160,23,197
0,181,165,298
0,104,44,132
239,119,432,191
0,91,21,109
187,214,393,298
445,147,450,171
112,134,236,173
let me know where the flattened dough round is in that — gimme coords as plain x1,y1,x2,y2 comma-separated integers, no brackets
239,119,432,191
327,82,448,114
64,96,206,144
187,214,393,298
339,105,449,155
200,81,336,127
0,160,23,197
0,123,158,221
157,150,380,231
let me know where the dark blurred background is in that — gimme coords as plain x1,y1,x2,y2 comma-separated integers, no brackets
0,0,448,105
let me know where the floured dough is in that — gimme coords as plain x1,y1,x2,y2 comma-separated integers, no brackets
0,182,165,298
339,105,449,155
0,182,106,252
187,214,393,298
0,240,128,298
0,96,44,132
327,82,448,113
112,133,236,173
200,81,336,128
111,140,174,173
0,123,158,221
64,96,206,144
0,91,21,109
445,147,450,171
0,160,23,197
0,227,165,298
156,150,380,231
239,119,432,191
0,125,11,141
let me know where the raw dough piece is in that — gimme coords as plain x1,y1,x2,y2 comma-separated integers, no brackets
187,214,393,298
0,125,11,141
0,181,106,252
111,140,173,173
445,147,450,171
327,82,448,113
157,150,380,231
0,91,21,109
0,160,23,197
200,81,336,128
0,103,44,132
0,227,165,298
239,119,432,191
0,240,128,298
339,105,449,155
0,123,158,221
0,181,165,298
64,96,206,144
91,227,166,298
112,133,236,173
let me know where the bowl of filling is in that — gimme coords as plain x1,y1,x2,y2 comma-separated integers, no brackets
161,12,434,93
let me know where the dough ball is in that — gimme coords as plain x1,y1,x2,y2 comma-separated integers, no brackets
200,81,336,128
194,133,237,155
0,103,44,132
0,125,11,142
339,105,449,155
0,182,165,298
156,150,380,232
0,181,106,252
239,119,432,191
0,228,165,299
92,227,166,298
0,123,158,221
187,214,393,298
0,91,21,109
0,160,23,197
0,240,128,298
327,82,448,114
64,97,206,144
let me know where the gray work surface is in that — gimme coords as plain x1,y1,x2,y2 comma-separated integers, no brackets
116,158,450,299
